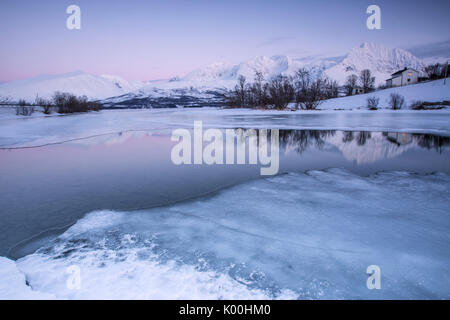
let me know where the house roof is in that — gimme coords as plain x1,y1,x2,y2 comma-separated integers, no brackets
391,67,419,77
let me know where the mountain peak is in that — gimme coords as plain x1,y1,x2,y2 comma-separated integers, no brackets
325,42,424,85
358,42,384,50
359,42,374,48
183,54,301,82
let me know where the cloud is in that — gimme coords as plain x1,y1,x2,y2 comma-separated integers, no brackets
406,40,450,59
257,36,296,47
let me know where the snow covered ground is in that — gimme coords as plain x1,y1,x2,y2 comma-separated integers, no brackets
318,78,450,110
1,169,449,299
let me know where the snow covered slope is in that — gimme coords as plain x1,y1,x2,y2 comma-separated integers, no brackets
100,74,144,92
101,85,226,108
325,42,425,86
0,71,144,102
318,78,450,110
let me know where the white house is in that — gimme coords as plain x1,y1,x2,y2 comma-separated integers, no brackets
386,68,419,87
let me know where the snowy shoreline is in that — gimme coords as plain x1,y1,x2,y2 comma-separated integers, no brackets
1,77,449,148
1,107,450,149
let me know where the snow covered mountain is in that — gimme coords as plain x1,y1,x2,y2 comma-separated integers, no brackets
182,43,425,86
99,74,144,92
0,43,428,103
184,55,306,82
182,54,346,84
0,71,144,102
324,42,425,85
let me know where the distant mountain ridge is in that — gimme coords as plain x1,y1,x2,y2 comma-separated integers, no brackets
183,55,339,82
184,55,304,81
182,42,425,86
0,71,144,101
0,43,429,102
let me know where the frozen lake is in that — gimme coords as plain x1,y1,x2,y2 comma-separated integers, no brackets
1,127,449,299
1,108,450,148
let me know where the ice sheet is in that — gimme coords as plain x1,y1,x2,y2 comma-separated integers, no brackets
2,169,448,299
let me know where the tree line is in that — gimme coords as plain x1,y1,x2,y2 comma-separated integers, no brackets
343,69,376,95
424,62,449,80
225,68,375,110
15,92,102,116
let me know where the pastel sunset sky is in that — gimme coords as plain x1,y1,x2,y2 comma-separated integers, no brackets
1,0,449,82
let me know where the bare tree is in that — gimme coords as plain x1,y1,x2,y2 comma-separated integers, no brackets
324,77,339,99
268,75,294,110
425,63,442,80
35,96,53,114
366,96,379,110
226,74,262,109
359,69,375,93
262,82,270,107
16,99,34,116
253,70,265,108
294,68,326,110
294,68,312,108
345,74,358,96
52,91,102,113
389,93,405,110
234,75,247,108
